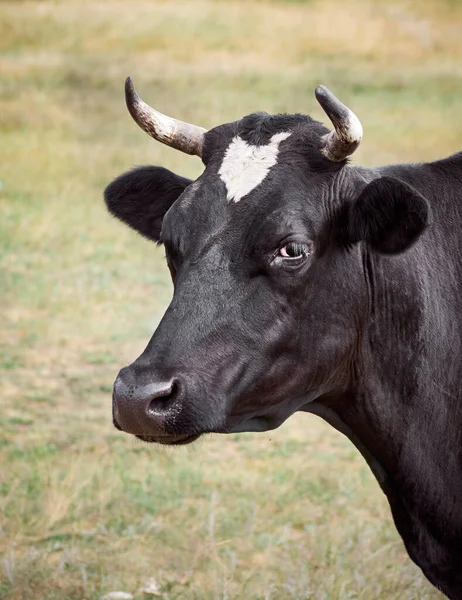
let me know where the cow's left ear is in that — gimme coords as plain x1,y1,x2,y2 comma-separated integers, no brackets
342,176,429,254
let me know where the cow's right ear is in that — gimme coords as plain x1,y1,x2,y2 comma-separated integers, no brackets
104,166,192,242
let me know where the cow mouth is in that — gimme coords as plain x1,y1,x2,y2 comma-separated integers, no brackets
134,433,201,445
113,414,201,445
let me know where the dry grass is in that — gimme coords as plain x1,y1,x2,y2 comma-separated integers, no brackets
1,0,460,598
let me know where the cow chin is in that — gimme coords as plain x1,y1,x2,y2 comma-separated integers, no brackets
135,433,201,445
112,412,202,445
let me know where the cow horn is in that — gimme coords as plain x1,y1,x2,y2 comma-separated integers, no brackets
125,77,207,157
315,85,363,162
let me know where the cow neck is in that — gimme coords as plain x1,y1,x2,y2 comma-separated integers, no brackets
350,243,462,597
302,399,388,489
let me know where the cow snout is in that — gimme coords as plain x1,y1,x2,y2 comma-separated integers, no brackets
113,366,179,436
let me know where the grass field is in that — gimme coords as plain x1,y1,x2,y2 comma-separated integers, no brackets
2,0,462,598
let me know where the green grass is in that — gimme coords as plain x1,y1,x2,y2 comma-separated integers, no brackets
2,0,461,597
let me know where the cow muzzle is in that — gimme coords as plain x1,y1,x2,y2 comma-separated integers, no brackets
112,366,201,445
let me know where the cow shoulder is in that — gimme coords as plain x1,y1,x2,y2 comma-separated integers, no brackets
104,166,192,242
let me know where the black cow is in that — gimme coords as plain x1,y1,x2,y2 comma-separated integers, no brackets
105,77,462,599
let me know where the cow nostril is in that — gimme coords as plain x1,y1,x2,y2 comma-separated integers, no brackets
147,382,178,415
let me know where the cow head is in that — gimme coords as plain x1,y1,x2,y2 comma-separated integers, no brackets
105,78,429,444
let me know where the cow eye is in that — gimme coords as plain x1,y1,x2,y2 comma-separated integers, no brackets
278,242,311,261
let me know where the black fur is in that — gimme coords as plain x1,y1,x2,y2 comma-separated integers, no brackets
104,166,191,241
106,111,462,600
345,176,429,254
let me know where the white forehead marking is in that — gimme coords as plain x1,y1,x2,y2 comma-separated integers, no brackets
218,131,292,203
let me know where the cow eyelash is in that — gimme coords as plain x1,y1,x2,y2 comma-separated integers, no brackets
279,242,311,259
270,241,312,268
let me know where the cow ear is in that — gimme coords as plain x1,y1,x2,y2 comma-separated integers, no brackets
343,176,429,254
104,166,192,242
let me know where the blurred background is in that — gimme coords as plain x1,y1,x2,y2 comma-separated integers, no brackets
1,0,461,598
